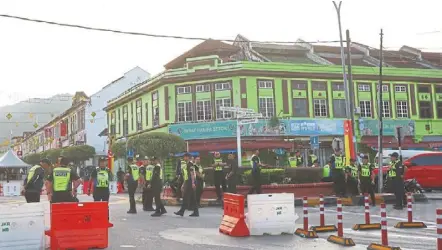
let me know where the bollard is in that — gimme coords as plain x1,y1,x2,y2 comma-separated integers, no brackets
310,194,337,233
395,192,427,229
327,199,355,246
294,196,318,238
352,193,381,231
437,209,442,250
367,203,401,250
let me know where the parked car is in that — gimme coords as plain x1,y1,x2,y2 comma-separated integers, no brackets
403,152,442,191
373,150,436,176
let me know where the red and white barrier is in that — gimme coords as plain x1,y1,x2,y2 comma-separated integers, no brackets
437,209,442,250
327,199,355,246
294,196,317,238
395,192,427,228
352,193,381,231
310,194,337,232
367,203,400,249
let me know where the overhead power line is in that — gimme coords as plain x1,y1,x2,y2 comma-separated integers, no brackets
0,14,340,44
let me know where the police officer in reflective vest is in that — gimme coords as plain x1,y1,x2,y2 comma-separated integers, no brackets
359,155,376,206
47,156,81,203
308,150,318,167
322,160,332,182
330,150,346,197
226,153,238,194
125,156,140,214
88,156,112,202
212,152,227,201
141,156,155,211
194,156,205,207
345,158,359,196
171,154,187,199
174,152,199,217
150,156,167,217
388,152,405,210
289,151,304,168
248,149,265,194
23,158,48,203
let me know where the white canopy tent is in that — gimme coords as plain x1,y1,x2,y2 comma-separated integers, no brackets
0,150,30,168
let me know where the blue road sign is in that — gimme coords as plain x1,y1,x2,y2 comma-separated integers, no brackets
127,149,134,157
310,136,319,150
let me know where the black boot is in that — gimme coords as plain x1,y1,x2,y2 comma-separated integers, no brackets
151,211,162,217
127,210,137,214
161,208,167,214
174,210,184,217
189,212,199,217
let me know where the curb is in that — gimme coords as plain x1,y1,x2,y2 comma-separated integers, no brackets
136,193,428,207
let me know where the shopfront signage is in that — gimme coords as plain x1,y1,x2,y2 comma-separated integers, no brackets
358,119,415,136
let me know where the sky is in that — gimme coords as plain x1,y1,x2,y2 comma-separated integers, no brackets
0,0,441,108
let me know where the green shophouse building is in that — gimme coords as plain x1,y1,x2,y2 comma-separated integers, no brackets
104,39,442,167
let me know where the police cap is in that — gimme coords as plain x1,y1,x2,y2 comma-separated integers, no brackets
40,158,51,165
135,154,142,161
144,156,149,160
390,152,399,158
127,156,134,161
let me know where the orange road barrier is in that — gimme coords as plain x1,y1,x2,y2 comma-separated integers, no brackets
219,193,250,237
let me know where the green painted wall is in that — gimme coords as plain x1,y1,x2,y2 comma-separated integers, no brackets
107,57,442,141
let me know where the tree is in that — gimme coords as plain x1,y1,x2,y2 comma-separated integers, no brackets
23,153,41,165
44,148,62,164
111,141,126,159
128,132,186,160
61,145,96,163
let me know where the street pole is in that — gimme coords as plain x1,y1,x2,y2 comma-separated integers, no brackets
378,29,384,193
333,1,351,120
345,29,358,158
236,119,242,167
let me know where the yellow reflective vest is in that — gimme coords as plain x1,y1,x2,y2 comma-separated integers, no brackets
214,158,223,171
53,167,71,192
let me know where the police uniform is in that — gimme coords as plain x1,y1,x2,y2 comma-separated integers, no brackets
226,157,238,194
345,160,359,196
359,157,376,206
47,165,80,203
171,158,185,199
308,153,318,167
174,155,199,217
212,156,227,200
331,153,346,197
388,153,405,209
322,162,331,182
90,166,112,202
141,158,155,211
24,163,45,203
151,157,167,216
248,153,262,194
193,162,204,206
289,152,304,168
127,157,140,214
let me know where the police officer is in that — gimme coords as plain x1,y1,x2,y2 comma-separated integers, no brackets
174,153,199,217
388,152,405,210
308,150,318,167
47,156,81,203
226,153,238,194
88,156,112,202
248,149,265,194
23,158,48,203
126,156,140,214
150,157,167,216
171,154,186,199
141,156,155,211
193,156,204,207
345,159,359,196
359,155,376,206
212,152,227,201
330,149,346,197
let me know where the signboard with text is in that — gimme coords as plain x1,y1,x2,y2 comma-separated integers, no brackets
358,119,415,136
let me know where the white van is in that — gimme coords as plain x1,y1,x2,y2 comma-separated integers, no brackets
375,150,437,167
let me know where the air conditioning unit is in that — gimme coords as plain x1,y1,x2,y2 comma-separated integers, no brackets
354,107,361,114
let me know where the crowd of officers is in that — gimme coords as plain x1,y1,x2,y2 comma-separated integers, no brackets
329,150,406,210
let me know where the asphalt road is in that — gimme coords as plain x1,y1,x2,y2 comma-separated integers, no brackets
1,194,441,249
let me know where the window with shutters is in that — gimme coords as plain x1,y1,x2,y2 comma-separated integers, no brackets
110,111,116,135
381,101,391,118
419,101,433,118
136,99,142,131
117,109,121,134
395,86,406,92
196,84,210,92
359,101,372,118
259,97,275,118
333,99,347,118
177,102,193,122
293,99,308,117
258,80,273,88
131,102,134,131
215,82,231,90
313,99,327,117
196,100,212,121
358,84,370,92
437,102,442,119
177,86,191,94
396,101,409,118
122,105,128,136
145,103,149,126
418,86,430,93
153,107,159,127
215,99,232,119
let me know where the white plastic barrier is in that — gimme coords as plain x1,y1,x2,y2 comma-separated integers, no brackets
77,184,84,195
3,181,21,196
43,201,51,249
109,181,117,194
0,202,46,249
246,193,298,235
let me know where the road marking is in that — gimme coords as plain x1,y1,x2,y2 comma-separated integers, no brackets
120,245,136,248
318,208,436,225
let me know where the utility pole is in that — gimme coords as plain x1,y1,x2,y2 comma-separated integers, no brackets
345,29,358,157
333,1,351,120
377,29,384,193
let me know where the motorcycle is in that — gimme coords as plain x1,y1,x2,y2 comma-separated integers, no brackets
404,178,424,194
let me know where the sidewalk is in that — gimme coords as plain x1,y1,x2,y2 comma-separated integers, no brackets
136,193,428,207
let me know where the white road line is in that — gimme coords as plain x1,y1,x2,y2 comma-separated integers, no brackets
120,245,136,248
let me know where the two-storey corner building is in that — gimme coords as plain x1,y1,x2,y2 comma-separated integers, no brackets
104,37,442,162
21,92,90,157
86,67,150,163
